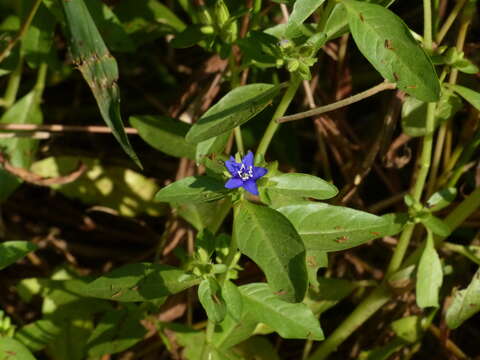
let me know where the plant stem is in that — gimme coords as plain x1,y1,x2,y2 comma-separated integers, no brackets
256,76,301,158
2,55,24,108
308,286,390,360
411,102,436,201
309,3,438,358
435,0,468,45
234,127,244,155
423,0,433,51
0,0,42,64
277,82,396,124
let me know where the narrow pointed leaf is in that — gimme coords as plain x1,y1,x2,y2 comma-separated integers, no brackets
278,203,405,251
416,231,443,308
343,0,440,101
155,176,230,204
240,283,324,340
60,0,141,167
186,83,283,143
0,241,38,270
268,173,338,200
234,201,308,302
85,263,200,301
446,268,480,329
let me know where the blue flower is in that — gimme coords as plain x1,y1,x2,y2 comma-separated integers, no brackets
224,151,267,195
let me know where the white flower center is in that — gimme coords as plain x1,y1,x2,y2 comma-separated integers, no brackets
237,164,254,181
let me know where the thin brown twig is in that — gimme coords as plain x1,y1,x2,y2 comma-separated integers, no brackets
0,153,87,186
0,123,139,134
277,81,397,123
0,0,42,64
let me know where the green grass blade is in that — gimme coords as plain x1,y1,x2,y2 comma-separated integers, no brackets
60,0,141,168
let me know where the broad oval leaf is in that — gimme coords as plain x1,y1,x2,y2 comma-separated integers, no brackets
240,283,324,340
234,201,308,303
416,231,443,308
0,241,38,270
427,187,457,212
343,0,440,101
286,0,326,38
85,263,200,301
278,203,405,252
186,83,283,143
130,115,196,160
451,84,480,111
0,338,36,360
446,268,480,329
268,173,338,200
155,176,230,204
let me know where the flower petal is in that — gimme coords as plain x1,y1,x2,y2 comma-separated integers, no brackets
242,179,259,195
242,151,254,167
252,166,268,180
225,160,239,175
225,177,243,189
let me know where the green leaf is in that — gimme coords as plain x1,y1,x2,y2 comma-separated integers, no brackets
15,319,61,352
240,283,324,340
267,173,338,200
278,203,404,252
114,0,185,45
212,282,256,350
446,268,480,329
306,277,357,316
196,132,231,165
427,187,457,212
391,316,422,343
84,0,135,52
0,337,36,360
234,201,308,303
84,263,200,301
236,31,280,66
343,0,440,101
401,89,462,137
155,176,230,204
170,25,210,49
22,2,57,68
185,83,283,143
0,91,42,202
60,0,141,167
0,241,37,270
177,198,232,233
286,0,326,38
87,306,146,356
198,278,227,323
130,115,196,160
306,249,328,289
234,336,280,360
451,84,480,111
421,213,451,237
416,231,443,308
0,15,21,76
